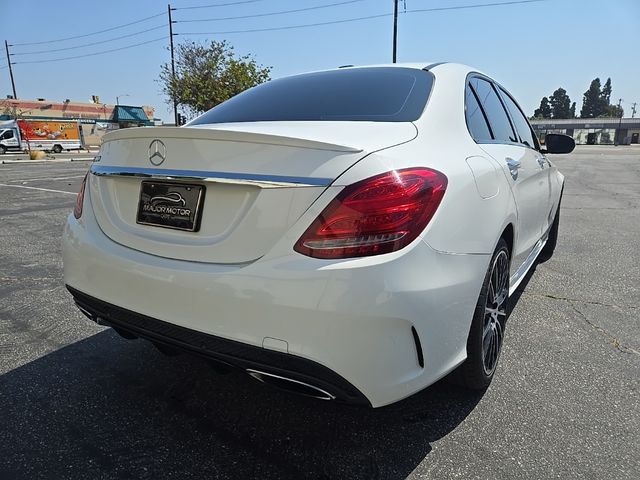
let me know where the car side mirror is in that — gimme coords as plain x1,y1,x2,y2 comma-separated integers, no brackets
542,133,575,154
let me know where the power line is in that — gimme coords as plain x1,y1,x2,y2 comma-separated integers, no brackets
177,0,366,23
13,36,168,65
11,25,166,56
409,0,545,15
176,0,265,10
1,0,549,78
180,12,390,35
178,0,546,35
11,12,165,46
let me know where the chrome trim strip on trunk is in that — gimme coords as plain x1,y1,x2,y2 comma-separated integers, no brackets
89,165,333,188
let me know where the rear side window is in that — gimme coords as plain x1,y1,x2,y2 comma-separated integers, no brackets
465,84,492,142
498,88,537,149
469,77,517,144
190,67,434,124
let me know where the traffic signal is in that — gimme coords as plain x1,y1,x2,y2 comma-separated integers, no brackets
177,113,186,125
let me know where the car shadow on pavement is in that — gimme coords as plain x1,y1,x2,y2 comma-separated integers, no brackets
0,326,485,480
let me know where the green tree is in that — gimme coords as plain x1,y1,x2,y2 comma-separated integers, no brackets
580,78,604,118
599,78,623,117
601,78,612,106
533,96,552,118
549,88,573,118
604,103,624,118
580,77,623,118
570,102,576,118
0,100,19,119
160,40,271,118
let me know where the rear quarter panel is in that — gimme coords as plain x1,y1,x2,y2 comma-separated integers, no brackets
335,64,517,256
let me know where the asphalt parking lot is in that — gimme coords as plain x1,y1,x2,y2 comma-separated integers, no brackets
1,146,638,479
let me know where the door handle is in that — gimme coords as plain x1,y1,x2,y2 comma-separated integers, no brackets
506,158,520,180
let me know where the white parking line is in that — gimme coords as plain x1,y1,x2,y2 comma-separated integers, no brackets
0,183,76,195
14,174,87,183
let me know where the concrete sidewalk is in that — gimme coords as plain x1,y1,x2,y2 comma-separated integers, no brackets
0,150,98,164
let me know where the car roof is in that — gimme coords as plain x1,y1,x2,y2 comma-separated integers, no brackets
337,62,439,70
305,62,490,79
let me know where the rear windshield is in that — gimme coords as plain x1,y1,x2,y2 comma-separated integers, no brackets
189,67,434,124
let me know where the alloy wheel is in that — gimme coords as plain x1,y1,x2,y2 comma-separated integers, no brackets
482,250,509,376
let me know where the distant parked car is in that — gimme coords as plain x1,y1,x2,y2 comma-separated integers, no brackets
63,63,574,407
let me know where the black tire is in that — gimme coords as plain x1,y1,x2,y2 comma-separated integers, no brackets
0,145,6,154
52,144,62,154
538,193,562,263
452,238,510,390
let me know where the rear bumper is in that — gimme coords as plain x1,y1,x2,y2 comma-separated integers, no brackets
63,192,490,407
68,285,369,405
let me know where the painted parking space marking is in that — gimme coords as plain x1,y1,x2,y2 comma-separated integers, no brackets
12,174,87,183
0,183,76,195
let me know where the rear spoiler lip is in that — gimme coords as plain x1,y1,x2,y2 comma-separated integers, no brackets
102,126,363,153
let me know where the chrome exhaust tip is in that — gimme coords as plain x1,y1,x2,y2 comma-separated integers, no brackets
75,303,95,321
246,369,336,401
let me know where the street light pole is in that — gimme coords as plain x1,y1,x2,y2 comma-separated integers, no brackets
116,94,130,105
615,98,623,146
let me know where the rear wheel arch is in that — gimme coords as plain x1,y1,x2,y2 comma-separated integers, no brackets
500,223,514,257
451,237,510,389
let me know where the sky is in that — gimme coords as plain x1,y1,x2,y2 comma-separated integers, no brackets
1,0,639,122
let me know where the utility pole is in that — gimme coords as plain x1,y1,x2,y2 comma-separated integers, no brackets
631,102,637,119
392,0,398,63
4,40,17,99
168,4,178,125
615,98,623,146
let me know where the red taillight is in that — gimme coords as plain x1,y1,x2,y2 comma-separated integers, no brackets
294,168,447,259
73,173,88,219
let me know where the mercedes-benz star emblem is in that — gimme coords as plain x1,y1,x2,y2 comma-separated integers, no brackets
148,139,166,166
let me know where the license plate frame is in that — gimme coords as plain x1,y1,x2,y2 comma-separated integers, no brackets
136,181,205,232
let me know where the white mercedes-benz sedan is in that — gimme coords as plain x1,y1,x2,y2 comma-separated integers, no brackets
63,63,574,407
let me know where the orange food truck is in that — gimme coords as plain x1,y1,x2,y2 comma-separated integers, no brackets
0,119,84,153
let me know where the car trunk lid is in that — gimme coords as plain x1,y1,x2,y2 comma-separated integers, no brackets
89,122,416,264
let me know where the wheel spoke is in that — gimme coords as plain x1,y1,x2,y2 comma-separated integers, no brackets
490,334,497,369
500,256,508,291
483,318,492,341
487,336,496,370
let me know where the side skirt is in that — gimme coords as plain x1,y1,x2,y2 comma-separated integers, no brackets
508,234,548,296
